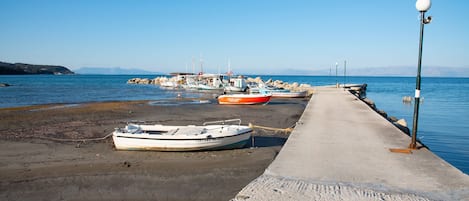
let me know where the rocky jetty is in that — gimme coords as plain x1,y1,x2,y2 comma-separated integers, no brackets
0,61,74,75
127,76,315,96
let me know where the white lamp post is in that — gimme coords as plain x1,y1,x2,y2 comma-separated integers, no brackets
335,62,338,88
410,0,432,149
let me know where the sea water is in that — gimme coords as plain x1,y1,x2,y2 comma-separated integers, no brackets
0,75,205,108
1,74,468,174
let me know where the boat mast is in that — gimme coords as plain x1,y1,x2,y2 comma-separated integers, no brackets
199,53,204,75
192,56,195,74
228,58,231,76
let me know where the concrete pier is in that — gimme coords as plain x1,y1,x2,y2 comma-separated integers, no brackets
233,87,469,201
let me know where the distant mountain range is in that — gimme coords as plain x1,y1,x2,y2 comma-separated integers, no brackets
278,66,469,77
74,67,162,75
0,61,74,75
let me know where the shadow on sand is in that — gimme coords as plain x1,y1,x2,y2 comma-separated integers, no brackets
248,136,287,148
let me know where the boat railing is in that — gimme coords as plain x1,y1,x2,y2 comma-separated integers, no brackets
203,119,241,126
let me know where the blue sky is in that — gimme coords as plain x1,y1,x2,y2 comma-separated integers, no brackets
1,0,468,74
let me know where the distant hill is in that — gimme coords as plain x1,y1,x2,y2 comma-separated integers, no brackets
0,61,74,75
278,66,469,77
75,67,161,75
346,66,469,77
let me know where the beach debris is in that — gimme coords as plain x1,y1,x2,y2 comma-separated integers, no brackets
123,161,131,168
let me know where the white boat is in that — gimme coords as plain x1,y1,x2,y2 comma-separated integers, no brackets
224,77,248,92
112,119,252,151
262,90,308,98
259,86,307,98
160,81,179,88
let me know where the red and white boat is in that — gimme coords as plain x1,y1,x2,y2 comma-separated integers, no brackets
217,94,272,105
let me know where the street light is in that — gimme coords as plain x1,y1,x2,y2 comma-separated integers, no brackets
410,0,432,149
335,62,338,88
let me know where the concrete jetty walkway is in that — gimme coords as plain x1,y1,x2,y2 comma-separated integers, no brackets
233,87,469,201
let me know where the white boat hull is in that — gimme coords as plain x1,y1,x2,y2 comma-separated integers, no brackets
271,91,308,98
224,86,245,92
113,124,252,151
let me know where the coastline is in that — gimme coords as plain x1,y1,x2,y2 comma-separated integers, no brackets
0,98,308,201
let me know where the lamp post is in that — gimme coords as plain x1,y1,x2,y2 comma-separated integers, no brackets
410,0,432,149
335,62,338,88
343,60,347,89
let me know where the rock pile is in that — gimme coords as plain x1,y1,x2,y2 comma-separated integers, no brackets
127,77,160,85
246,76,315,96
355,91,410,135
128,76,315,96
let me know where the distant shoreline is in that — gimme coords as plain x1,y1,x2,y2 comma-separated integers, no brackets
3,73,469,78
0,61,74,75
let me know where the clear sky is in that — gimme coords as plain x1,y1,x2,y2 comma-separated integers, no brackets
1,0,468,74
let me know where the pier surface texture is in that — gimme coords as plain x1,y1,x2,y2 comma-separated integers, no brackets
233,87,469,201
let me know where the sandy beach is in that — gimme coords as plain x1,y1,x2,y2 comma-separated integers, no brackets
0,97,307,201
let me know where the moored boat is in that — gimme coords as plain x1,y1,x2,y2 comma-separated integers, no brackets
112,119,252,151
259,87,308,98
224,77,248,92
217,94,272,105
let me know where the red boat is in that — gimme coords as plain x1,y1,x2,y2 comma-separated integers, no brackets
217,94,272,105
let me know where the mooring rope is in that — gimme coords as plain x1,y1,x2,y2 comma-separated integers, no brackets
34,132,113,142
248,122,296,134
30,122,297,142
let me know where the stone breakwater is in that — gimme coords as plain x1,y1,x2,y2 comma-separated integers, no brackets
348,84,410,135
127,76,315,96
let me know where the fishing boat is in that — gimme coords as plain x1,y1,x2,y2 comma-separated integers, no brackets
113,119,252,151
217,94,272,105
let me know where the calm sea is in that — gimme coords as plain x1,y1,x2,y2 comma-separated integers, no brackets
1,74,468,174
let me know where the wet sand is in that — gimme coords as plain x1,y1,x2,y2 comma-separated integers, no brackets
0,98,308,201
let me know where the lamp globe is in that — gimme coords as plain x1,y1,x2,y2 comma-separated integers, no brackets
416,0,431,12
